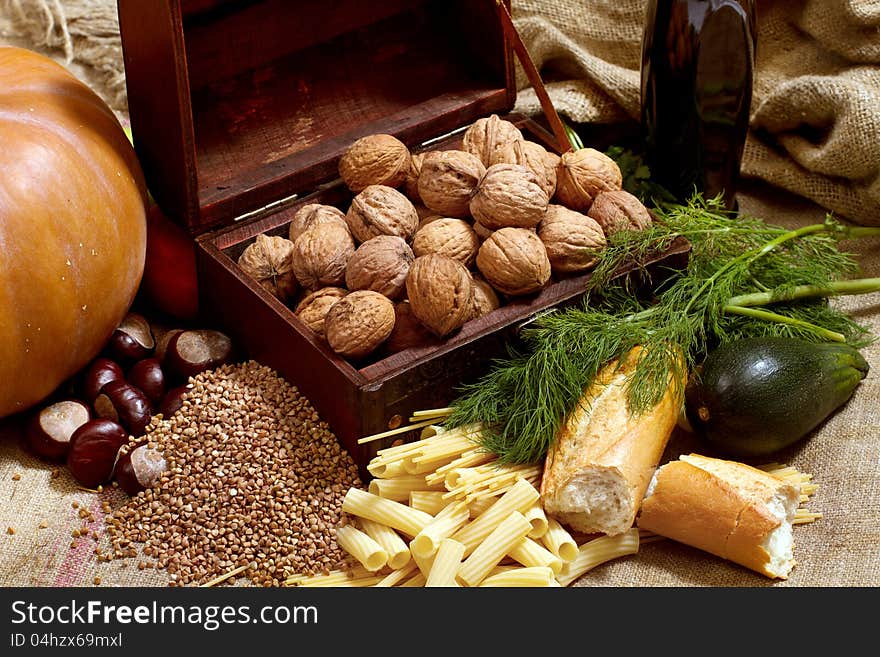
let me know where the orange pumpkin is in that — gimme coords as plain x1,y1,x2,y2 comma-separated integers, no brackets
0,47,148,418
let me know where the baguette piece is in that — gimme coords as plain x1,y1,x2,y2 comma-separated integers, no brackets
540,346,683,535
637,453,801,579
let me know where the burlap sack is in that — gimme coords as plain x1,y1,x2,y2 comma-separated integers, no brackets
1,0,879,587
513,0,880,228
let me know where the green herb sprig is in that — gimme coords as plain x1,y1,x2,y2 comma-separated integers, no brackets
447,194,880,465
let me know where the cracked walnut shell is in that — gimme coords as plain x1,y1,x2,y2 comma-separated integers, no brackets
288,204,347,242
291,220,356,291
324,290,396,359
538,205,606,274
476,227,551,296
417,150,486,218
587,190,653,235
294,287,348,335
338,134,412,193
470,163,549,230
412,218,480,267
405,253,475,337
555,148,622,212
461,114,524,167
346,185,419,244
345,235,414,300
237,233,299,302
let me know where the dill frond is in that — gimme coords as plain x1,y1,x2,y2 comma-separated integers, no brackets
447,194,877,464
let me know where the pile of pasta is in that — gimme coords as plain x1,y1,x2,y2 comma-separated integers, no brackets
285,421,640,587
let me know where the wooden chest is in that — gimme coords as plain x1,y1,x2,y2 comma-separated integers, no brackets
117,0,688,470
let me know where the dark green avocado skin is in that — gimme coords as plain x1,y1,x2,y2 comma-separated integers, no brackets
685,337,869,457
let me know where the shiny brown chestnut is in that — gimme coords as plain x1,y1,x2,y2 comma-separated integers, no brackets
67,419,128,488
157,384,190,419
113,443,168,496
25,399,91,461
82,357,125,403
127,358,166,404
107,312,155,363
164,329,233,381
93,380,152,437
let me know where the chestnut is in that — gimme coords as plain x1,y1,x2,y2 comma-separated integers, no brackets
153,326,183,363
127,358,166,404
67,419,128,488
25,399,91,461
93,380,152,437
158,384,190,419
107,312,155,363
82,357,125,403
164,329,233,381
113,443,168,496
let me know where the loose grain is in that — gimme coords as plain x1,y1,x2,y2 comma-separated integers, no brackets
106,360,362,586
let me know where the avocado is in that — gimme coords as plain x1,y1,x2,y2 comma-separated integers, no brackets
685,337,869,457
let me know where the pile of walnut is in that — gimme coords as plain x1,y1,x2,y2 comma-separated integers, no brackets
237,115,652,361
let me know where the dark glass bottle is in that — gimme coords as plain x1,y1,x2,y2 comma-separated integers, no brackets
640,0,757,210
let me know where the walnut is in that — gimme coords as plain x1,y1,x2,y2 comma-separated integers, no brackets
473,221,493,241
417,212,444,231
469,163,549,230
461,114,524,166
384,301,440,354
412,218,480,267
417,150,486,218
237,233,299,302
538,205,606,274
405,152,427,203
288,203,347,242
338,134,411,193
469,275,501,320
345,185,419,244
294,287,348,335
345,235,414,300
587,190,653,235
405,253,475,337
291,220,355,290
498,140,559,198
324,290,396,359
476,227,551,296
555,147,622,212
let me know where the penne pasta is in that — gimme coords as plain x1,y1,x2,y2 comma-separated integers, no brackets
425,538,466,587
507,536,564,574
412,550,436,579
409,491,449,516
555,528,640,587
374,562,419,587
451,478,540,556
358,518,411,570
399,572,428,588
542,517,579,562
479,566,557,587
335,525,388,572
466,495,497,518
410,502,470,559
523,502,549,539
368,475,445,501
457,511,532,587
342,488,434,537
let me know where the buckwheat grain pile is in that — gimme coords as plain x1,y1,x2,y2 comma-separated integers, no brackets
106,360,363,586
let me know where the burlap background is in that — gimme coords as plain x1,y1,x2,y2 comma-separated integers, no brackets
1,0,878,587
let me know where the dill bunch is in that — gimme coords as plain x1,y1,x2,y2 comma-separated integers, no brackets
447,194,880,464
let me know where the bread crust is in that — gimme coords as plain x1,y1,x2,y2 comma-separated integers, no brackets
638,454,800,578
540,346,683,535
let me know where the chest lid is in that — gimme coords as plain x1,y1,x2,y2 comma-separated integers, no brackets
118,0,516,235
